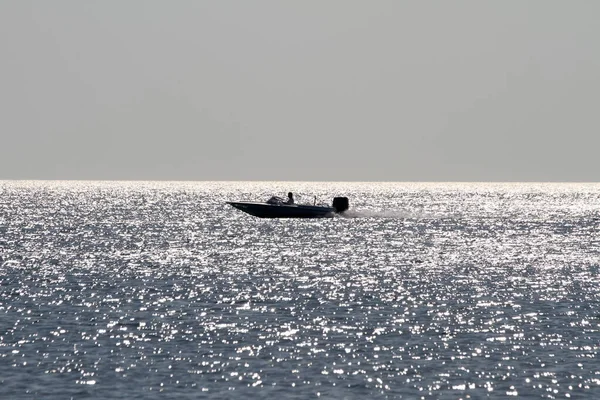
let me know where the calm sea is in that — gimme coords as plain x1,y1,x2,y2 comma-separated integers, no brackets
1,181,599,399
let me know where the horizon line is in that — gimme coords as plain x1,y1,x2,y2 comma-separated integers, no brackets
1,179,599,184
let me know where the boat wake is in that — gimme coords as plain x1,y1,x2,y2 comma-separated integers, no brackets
340,209,458,219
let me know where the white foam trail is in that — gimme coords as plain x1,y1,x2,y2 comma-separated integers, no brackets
340,209,458,219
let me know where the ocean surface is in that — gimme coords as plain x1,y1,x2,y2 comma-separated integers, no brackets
1,181,599,399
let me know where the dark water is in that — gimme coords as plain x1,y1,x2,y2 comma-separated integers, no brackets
1,181,599,399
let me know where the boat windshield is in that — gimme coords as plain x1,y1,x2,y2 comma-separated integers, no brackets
266,196,284,205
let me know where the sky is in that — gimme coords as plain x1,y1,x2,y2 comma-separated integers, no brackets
1,1,599,181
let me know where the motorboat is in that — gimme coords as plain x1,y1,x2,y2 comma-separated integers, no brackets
227,196,349,218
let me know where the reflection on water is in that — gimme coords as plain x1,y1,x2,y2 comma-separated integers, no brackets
1,181,599,398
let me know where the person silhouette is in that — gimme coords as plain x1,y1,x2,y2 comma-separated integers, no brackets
284,192,294,205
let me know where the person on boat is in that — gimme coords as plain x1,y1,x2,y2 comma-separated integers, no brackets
284,192,294,205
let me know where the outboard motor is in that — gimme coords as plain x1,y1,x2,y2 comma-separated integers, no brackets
332,197,349,213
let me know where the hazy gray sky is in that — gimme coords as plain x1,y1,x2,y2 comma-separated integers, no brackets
1,1,599,181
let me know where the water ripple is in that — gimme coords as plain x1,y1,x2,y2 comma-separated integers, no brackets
1,181,599,398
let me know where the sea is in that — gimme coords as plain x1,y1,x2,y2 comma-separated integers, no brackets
1,181,599,399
